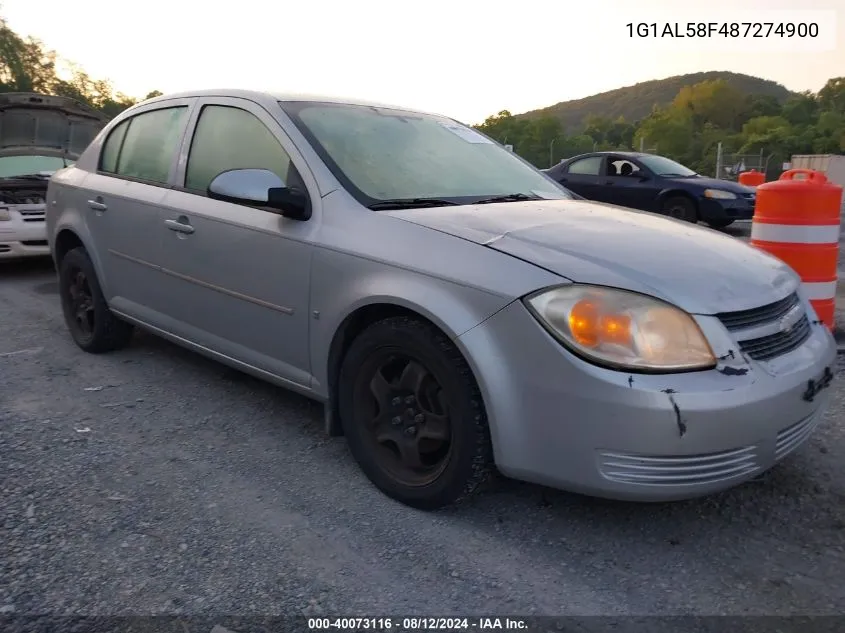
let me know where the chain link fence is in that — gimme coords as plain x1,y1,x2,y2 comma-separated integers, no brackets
715,146,773,181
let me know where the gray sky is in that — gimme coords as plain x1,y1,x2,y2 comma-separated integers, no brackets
3,0,842,123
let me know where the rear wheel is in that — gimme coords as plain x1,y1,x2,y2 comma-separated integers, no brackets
706,219,734,229
58,247,134,353
337,316,493,510
661,195,698,223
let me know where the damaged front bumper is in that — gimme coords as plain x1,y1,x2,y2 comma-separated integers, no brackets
457,297,837,502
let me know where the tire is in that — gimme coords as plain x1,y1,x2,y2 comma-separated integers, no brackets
661,195,698,223
58,247,134,353
337,316,493,510
706,219,734,229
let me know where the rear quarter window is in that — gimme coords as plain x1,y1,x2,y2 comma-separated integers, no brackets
99,120,129,174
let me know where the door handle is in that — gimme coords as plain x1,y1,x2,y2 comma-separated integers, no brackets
164,219,195,234
88,199,107,212
604,181,615,185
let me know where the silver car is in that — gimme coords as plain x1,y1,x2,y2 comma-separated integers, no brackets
46,90,837,509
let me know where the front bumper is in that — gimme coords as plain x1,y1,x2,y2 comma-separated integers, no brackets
458,298,836,501
699,197,755,221
0,204,49,259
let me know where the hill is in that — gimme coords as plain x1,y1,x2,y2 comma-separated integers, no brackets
518,71,797,132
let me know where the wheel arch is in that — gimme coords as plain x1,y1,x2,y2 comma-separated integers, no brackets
53,228,86,266
658,188,699,208
51,220,108,294
322,299,494,438
656,189,701,221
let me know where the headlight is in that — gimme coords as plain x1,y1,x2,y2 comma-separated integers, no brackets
0,207,10,221
703,189,737,200
524,285,716,372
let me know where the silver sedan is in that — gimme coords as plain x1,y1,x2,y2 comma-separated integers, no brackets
45,90,837,509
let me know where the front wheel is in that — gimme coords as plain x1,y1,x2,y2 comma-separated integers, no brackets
58,247,134,353
337,316,493,510
661,196,698,223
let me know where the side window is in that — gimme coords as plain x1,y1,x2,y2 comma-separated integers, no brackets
185,105,293,194
114,107,188,184
608,158,639,177
567,156,602,175
99,120,129,173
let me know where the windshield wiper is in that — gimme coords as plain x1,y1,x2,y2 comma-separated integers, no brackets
367,198,459,210
474,193,542,204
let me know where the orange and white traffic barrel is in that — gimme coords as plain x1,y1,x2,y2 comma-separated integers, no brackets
739,169,765,188
750,169,843,330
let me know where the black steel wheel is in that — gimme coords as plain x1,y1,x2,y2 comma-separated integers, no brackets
661,195,698,223
58,247,133,353
338,316,493,509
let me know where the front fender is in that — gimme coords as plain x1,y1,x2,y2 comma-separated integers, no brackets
657,187,699,205
308,246,513,397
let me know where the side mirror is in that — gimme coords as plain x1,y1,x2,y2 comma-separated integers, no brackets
636,172,650,181
207,168,311,221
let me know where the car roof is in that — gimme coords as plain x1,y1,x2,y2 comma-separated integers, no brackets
567,151,651,160
139,89,443,117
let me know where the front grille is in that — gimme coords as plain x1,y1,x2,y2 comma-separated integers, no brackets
19,209,45,223
716,292,801,331
716,292,812,361
738,315,811,361
597,446,759,487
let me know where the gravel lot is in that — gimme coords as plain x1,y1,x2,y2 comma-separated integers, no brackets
2,232,845,624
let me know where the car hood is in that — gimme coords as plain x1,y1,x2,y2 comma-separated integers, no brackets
384,199,798,315
0,93,108,160
668,175,754,194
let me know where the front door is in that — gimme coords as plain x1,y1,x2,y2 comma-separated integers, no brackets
78,100,194,322
155,97,316,387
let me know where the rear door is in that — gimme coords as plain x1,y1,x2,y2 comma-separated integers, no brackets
556,155,603,199
154,97,317,387
77,99,195,323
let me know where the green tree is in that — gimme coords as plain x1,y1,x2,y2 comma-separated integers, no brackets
583,115,612,145
818,77,845,113
0,13,160,118
634,107,695,161
671,79,749,131
745,94,782,118
781,91,818,126
606,117,635,149
0,16,56,93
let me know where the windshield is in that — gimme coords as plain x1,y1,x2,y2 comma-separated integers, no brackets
280,101,571,206
638,155,697,177
0,155,69,178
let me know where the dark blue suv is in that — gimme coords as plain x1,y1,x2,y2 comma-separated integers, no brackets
544,151,756,229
